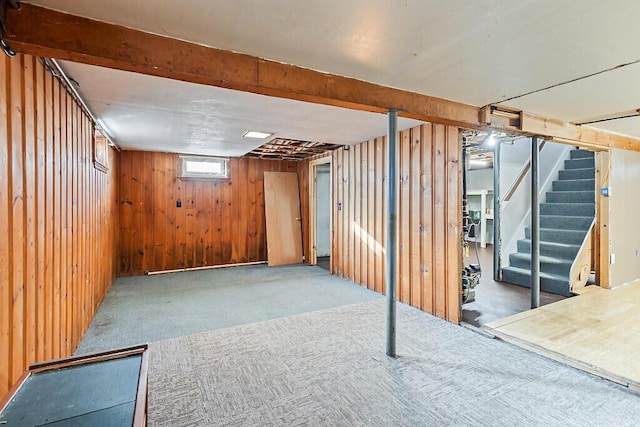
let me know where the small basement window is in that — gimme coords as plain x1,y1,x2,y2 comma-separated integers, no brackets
179,156,228,179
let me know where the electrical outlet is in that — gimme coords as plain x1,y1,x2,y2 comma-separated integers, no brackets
610,253,616,264
636,249,639,257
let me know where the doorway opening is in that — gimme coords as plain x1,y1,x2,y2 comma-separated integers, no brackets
460,131,603,327
309,158,333,271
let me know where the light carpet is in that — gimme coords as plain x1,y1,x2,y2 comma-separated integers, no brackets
148,300,640,427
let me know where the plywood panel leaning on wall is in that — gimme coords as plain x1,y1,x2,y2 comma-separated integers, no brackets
264,171,304,266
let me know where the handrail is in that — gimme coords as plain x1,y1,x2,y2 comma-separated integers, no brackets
502,140,547,205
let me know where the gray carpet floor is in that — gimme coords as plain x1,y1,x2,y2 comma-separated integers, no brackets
75,264,380,354
148,299,640,427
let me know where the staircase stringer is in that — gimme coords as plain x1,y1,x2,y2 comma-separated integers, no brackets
570,219,596,293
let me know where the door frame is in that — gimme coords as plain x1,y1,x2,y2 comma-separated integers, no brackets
594,149,610,289
308,157,333,268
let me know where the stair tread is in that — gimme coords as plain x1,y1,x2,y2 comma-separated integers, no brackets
543,202,594,205
518,238,581,249
526,227,585,234
570,150,595,160
540,214,594,219
546,191,595,196
510,252,574,264
501,265,568,280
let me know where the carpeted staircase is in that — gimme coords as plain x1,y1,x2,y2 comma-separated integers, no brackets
501,149,595,297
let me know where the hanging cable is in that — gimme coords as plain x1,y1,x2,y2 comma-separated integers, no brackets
576,109,640,125
490,58,640,106
0,38,14,56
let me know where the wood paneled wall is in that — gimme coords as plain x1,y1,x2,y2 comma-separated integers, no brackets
118,152,298,275
0,53,118,398
301,124,462,323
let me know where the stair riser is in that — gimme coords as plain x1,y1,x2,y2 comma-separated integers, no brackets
540,203,595,216
564,158,595,169
509,255,572,276
540,215,593,230
553,179,595,191
501,268,573,297
570,149,595,160
525,228,586,245
546,191,594,204
517,240,580,259
559,168,596,180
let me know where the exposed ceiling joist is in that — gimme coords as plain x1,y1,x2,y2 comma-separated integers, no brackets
4,3,640,151
246,138,341,161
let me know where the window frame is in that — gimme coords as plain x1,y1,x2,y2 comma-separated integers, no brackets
178,155,229,180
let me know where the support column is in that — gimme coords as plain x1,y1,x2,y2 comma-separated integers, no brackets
386,109,398,357
531,136,540,308
493,140,501,281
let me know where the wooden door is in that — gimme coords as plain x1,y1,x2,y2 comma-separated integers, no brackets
264,171,304,266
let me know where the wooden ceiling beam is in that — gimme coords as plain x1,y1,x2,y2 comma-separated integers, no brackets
520,112,639,151
4,3,640,150
480,106,640,151
2,3,479,129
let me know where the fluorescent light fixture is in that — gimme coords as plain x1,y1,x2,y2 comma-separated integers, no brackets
243,131,273,139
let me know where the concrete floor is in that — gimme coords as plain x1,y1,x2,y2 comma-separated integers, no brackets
316,256,331,271
76,264,380,355
462,244,565,327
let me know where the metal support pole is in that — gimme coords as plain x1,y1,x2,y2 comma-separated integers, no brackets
386,109,398,357
531,136,541,308
493,140,501,281
462,146,467,199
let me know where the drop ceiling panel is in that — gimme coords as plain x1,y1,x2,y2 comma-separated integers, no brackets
60,61,422,156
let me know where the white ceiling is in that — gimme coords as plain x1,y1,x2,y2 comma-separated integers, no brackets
28,0,640,155
58,61,422,156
